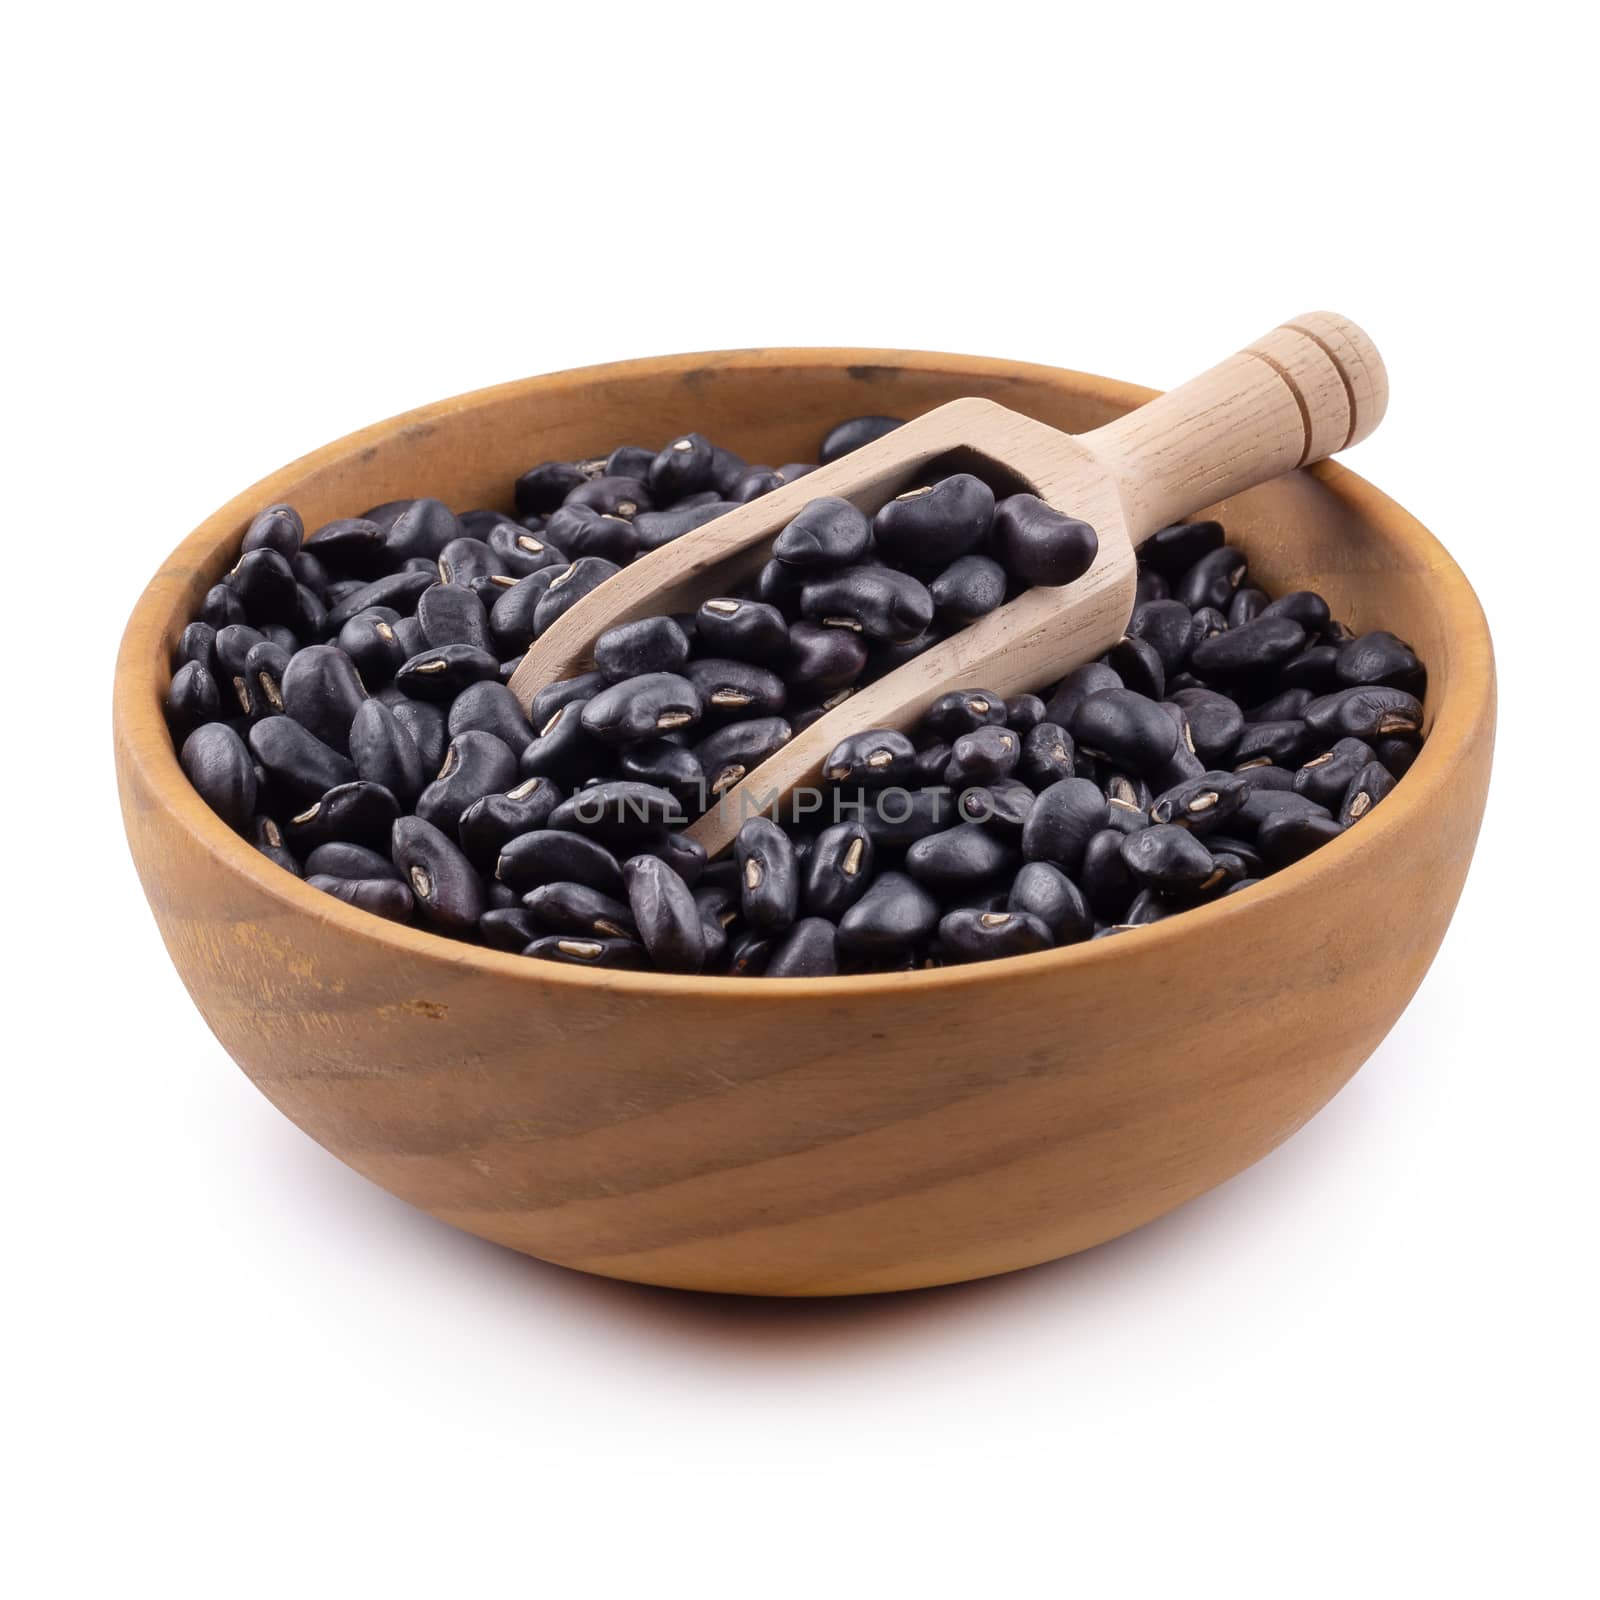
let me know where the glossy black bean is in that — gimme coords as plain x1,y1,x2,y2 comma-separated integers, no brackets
292,550,330,597
1004,693,1046,732
592,616,689,683
620,855,704,974
1106,635,1166,700
680,602,781,673
769,496,870,570
1134,571,1171,606
873,474,994,568
241,502,303,560
478,907,539,951
1123,888,1176,926
386,696,446,775
175,620,219,675
532,556,623,637
336,607,407,685
1140,519,1224,579
523,935,644,969
1293,738,1377,807
819,415,904,463
1227,587,1269,629
944,725,1021,786
1020,777,1107,873
487,520,564,577
200,582,248,629
823,727,917,788
549,781,685,845
1191,617,1307,682
617,739,704,809
1071,688,1178,777
489,570,560,656
244,814,298,876
1175,546,1248,611
760,917,837,978
693,717,792,799
1373,737,1419,779
515,463,588,516
1149,770,1248,832
303,516,386,575
777,624,863,703
686,658,787,719
1008,861,1092,944
416,731,518,835
306,874,414,922
1336,630,1425,693
800,564,934,643
644,432,713,500
248,717,356,802
1101,771,1153,834
1125,599,1195,674
391,616,426,656
736,817,800,932
214,624,265,681
921,552,1005,625
180,723,256,831
1339,760,1396,826
394,644,501,703
958,778,1035,831
544,504,641,565
1303,685,1424,743
1232,719,1311,769
1018,721,1075,789
430,538,498,591
923,688,1008,740
1278,644,1342,693
446,680,530,749
580,672,702,743
990,494,1098,586
416,583,492,654
243,640,290,720
164,660,221,736
938,909,1053,964
496,829,622,897
523,881,637,941
733,467,785,502
324,570,433,633
1260,590,1331,631
286,780,400,852
301,842,396,882
1247,687,1314,723
1256,804,1345,867
801,821,874,919
1168,687,1244,767
383,499,462,564
837,871,939,961
387,814,483,934
1120,824,1217,891
1042,662,1121,728
705,446,747,498
1080,827,1138,921
519,700,612,787
905,824,1018,893
227,547,300,627
457,777,563,871
634,828,707,890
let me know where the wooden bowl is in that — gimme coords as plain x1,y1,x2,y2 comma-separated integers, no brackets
114,349,1495,1296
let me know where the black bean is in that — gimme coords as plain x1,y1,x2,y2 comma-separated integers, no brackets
458,776,563,871
1071,688,1178,777
680,598,782,667
519,700,612,786
562,477,652,524
1042,662,1122,728
245,814,299,876
1020,777,1107,874
1141,519,1224,580
477,907,539,951
388,814,483,934
544,504,641,565
617,739,704,809
1148,769,1249,833
643,829,706,890
938,908,1053,964
519,933,643,968
1339,760,1396,826
523,881,637,941
241,503,303,560
990,494,1098,586
243,640,291,720
944,724,1021,786
1004,693,1046,732
784,622,868,696
1018,721,1076,789
1336,630,1426,693
305,874,414,922
248,717,356,802
773,497,873,570
1256,804,1345,867
800,563,934,643
532,556,623,637
1232,719,1310,769
384,499,462,564
416,583,491,653
214,624,266,682
496,828,622,896
1168,687,1245,767
801,821,874,919
958,778,1035,830
822,727,916,789
528,672,606,732
621,855,705,974
302,842,397,882
874,474,994,568
1261,590,1331,631
1080,827,1137,921
693,717,792,799
487,520,564,578
416,731,518,835
905,824,1018,893
923,688,1008,739
722,932,773,976
323,571,433,633
227,547,300,627
1101,771,1153,833
1120,824,1217,891
165,660,221,736
1373,737,1419,779
1279,644,1342,693
1107,634,1166,700
1292,737,1376,808
286,781,400,852
1175,546,1248,611
394,644,501,702
687,658,787,719
928,553,1008,623
446,680,530,749
337,607,408,685
301,517,385,576
1126,599,1195,674
180,723,256,831
1008,861,1092,944
1227,587,1269,629
1247,687,1314,724
1190,615,1307,679
837,871,939,960
1303,686,1424,743
580,672,702,743
516,462,588,516
386,696,447,775
594,616,690,682
819,415,904,462
548,781,685,845
762,917,838,978
754,555,805,609
862,787,958,848
200,583,248,629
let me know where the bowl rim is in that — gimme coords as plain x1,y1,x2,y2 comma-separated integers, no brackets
115,345,1496,1002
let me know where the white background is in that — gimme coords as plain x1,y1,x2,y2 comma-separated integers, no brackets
4,5,1594,1595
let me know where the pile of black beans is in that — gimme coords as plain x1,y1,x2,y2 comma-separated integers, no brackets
166,411,1426,977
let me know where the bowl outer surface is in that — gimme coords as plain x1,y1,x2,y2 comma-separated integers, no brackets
115,349,1496,1295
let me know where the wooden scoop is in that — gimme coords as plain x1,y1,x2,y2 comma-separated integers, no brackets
509,312,1387,858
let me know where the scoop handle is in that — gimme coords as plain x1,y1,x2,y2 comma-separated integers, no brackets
1082,311,1387,543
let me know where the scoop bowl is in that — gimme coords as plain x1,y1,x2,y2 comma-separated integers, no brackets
114,347,1495,1296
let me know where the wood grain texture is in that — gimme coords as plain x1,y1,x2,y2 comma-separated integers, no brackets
113,346,1494,1296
